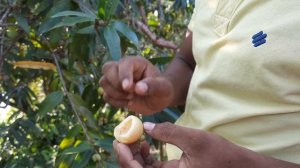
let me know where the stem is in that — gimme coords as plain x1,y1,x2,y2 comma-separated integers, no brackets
0,23,17,27
159,142,164,161
0,7,12,24
0,7,12,76
43,39,96,148
134,20,178,50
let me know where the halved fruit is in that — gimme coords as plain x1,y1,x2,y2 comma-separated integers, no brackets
114,115,143,144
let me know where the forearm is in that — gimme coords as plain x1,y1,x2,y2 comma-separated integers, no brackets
253,154,300,168
163,30,195,106
235,144,300,168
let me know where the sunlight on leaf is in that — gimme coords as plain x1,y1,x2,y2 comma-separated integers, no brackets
59,137,75,150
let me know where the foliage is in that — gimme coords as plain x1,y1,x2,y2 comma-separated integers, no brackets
0,0,193,167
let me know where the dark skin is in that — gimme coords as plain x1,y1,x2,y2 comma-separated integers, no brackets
114,122,300,168
99,31,194,114
100,31,300,167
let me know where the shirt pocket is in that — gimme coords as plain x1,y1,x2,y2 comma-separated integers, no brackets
214,0,242,36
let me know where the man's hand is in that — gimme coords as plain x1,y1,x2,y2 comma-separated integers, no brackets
113,122,300,168
99,56,174,115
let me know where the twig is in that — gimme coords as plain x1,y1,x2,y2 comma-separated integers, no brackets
0,30,22,75
138,2,148,24
0,7,12,76
0,32,4,75
43,39,96,148
0,23,17,27
134,20,178,50
157,0,165,26
132,1,177,50
0,7,12,24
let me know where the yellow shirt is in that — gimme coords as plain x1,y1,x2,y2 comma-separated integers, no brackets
167,0,300,164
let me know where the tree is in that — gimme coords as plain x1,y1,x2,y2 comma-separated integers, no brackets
0,0,193,167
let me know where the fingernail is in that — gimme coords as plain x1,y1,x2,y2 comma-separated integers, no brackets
136,82,148,93
144,122,155,132
122,79,130,90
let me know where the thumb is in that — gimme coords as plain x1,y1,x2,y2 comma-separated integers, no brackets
143,122,201,152
134,77,174,97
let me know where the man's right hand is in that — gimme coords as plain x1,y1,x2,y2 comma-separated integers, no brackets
99,56,174,115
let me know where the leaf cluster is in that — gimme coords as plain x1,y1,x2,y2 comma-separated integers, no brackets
0,0,193,167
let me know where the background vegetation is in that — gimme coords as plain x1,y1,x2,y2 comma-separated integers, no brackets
0,0,194,167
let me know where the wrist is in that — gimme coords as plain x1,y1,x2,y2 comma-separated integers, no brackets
161,74,176,106
232,146,300,168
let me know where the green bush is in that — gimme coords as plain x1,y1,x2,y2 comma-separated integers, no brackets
0,0,193,167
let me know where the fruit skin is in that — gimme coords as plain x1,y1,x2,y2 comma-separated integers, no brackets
114,115,144,144
92,153,101,162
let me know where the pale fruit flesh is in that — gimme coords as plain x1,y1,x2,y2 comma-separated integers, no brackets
114,115,144,144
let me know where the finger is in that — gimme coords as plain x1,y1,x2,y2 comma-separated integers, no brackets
127,98,156,115
103,93,129,108
118,56,152,91
143,122,202,153
116,142,143,168
151,160,179,168
134,77,173,97
102,62,123,90
139,141,150,159
139,141,156,165
100,76,132,100
102,61,116,74
127,141,141,155
127,142,147,166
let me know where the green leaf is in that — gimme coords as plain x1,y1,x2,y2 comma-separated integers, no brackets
51,11,97,20
60,137,75,150
73,0,98,19
34,0,52,15
113,21,139,48
67,125,82,137
106,161,119,168
82,85,99,109
77,106,98,129
148,56,173,65
68,93,97,129
45,0,72,18
11,129,25,145
14,14,30,34
70,34,91,64
19,119,41,136
43,17,94,33
72,150,93,168
98,0,121,19
61,141,92,155
105,0,121,17
77,25,95,34
38,91,64,118
94,136,114,153
103,26,121,60
68,93,88,108
38,17,63,34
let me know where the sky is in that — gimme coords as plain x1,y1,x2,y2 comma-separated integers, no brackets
0,102,10,123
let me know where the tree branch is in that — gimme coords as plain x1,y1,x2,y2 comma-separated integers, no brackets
0,7,12,24
42,39,98,152
0,7,13,77
0,23,17,27
157,0,165,26
133,20,178,50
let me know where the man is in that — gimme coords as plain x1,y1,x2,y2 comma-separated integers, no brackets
100,0,300,167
